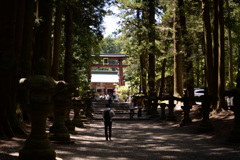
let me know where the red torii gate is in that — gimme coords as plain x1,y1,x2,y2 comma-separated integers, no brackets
91,53,128,86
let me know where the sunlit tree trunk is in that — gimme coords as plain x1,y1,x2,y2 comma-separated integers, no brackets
178,0,194,98
173,0,183,97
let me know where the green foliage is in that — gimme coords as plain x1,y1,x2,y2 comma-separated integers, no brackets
59,0,109,87
100,36,124,53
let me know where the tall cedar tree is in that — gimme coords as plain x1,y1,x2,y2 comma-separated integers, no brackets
201,0,214,96
212,0,218,100
173,0,183,97
138,0,147,95
148,0,156,96
217,0,225,109
64,4,73,84
0,0,25,138
178,0,194,99
52,0,64,80
226,0,234,90
33,0,53,75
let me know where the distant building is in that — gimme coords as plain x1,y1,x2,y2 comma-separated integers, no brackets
91,71,118,95
90,53,128,95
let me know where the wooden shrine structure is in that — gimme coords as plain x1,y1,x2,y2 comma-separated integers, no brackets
91,53,128,95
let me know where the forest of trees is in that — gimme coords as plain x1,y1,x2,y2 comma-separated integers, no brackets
112,0,240,110
0,0,240,139
0,0,109,138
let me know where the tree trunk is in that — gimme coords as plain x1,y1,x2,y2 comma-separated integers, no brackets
173,0,183,97
137,2,147,95
19,0,35,123
140,54,147,94
201,0,213,95
212,0,219,99
20,0,34,78
52,0,64,80
217,0,225,109
141,0,148,95
178,0,194,98
159,58,166,99
33,0,53,75
0,0,25,138
147,0,156,96
64,5,73,84
226,0,234,90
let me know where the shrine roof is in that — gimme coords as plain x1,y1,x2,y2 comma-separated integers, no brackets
91,70,119,83
97,53,127,58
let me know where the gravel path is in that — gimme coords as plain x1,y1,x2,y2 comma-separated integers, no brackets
1,106,240,160
52,119,240,160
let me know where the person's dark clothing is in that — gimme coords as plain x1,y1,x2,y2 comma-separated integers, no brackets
103,107,115,141
130,109,134,119
104,121,112,140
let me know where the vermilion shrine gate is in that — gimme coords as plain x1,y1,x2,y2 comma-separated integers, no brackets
90,53,128,95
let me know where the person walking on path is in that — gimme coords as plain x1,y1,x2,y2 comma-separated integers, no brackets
129,99,135,119
102,104,115,141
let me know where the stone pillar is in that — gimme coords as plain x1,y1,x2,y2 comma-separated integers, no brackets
167,92,177,121
72,97,84,127
49,81,73,144
160,103,166,120
118,59,123,86
85,90,93,118
19,75,56,160
180,90,192,126
198,88,214,132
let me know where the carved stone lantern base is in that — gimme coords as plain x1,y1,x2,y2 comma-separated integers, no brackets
19,134,56,160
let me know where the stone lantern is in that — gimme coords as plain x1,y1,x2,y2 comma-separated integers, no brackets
49,81,73,144
19,58,57,160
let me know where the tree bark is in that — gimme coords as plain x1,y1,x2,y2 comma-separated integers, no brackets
33,0,53,75
217,0,225,109
178,0,194,98
64,4,73,84
159,58,166,99
212,0,219,99
148,0,156,96
226,0,234,90
20,0,34,78
52,0,64,80
0,0,25,138
201,0,214,95
173,0,183,97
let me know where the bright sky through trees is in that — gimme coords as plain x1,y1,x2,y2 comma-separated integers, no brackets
103,6,120,37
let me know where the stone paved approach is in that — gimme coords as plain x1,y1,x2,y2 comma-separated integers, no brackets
53,120,240,160
1,100,240,160
2,119,240,160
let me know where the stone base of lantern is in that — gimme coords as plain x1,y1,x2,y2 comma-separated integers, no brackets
19,134,56,160
73,116,84,128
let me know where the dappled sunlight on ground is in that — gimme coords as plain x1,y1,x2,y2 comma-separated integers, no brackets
1,107,240,160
